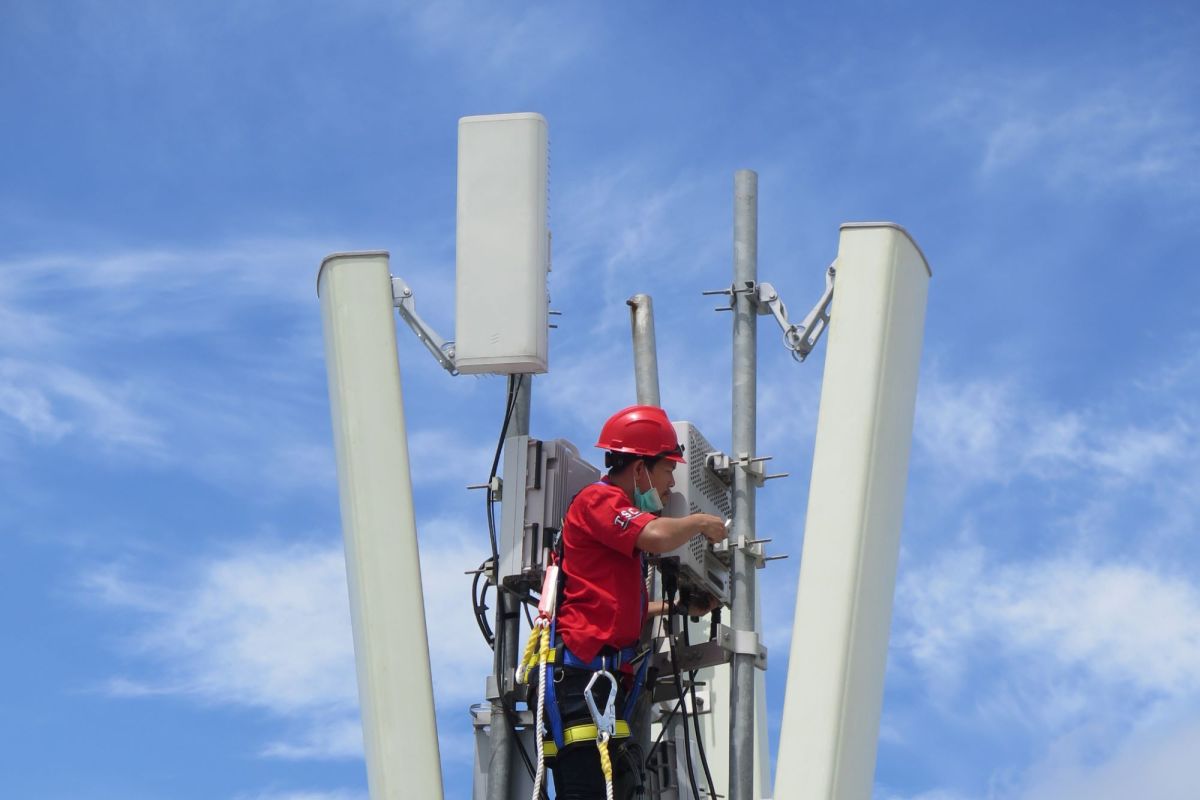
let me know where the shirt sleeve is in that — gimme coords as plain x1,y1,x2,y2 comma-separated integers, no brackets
577,486,653,557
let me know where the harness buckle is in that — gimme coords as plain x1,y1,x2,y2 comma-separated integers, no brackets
584,669,618,740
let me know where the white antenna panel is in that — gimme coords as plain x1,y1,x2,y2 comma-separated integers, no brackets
455,113,549,375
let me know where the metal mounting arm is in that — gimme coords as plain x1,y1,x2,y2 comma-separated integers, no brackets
756,263,836,362
390,277,458,375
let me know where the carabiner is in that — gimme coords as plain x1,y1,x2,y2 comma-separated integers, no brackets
584,669,618,739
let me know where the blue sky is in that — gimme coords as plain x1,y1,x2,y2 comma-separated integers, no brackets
3,1,1199,798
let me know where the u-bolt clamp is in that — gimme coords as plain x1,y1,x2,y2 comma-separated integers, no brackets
584,669,619,742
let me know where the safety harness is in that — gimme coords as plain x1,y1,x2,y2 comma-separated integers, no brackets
517,483,652,800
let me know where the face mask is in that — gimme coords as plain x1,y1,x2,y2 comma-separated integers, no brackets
634,466,664,513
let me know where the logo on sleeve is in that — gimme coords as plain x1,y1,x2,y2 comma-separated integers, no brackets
613,508,644,530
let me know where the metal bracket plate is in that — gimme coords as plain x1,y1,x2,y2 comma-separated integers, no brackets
716,624,768,670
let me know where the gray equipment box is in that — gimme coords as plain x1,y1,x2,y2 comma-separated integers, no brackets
659,421,731,604
499,436,601,589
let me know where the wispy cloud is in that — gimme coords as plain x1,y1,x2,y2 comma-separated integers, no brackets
0,358,164,456
913,364,1193,488
878,790,973,800
414,516,500,705
234,790,368,800
888,337,1200,795
897,547,1200,709
1015,711,1200,800
0,241,341,492
553,165,729,332
85,542,359,717
931,56,1200,196
83,518,495,762
407,428,495,488
260,718,363,761
340,0,595,92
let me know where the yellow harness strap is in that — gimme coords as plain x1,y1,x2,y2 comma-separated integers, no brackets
541,719,630,758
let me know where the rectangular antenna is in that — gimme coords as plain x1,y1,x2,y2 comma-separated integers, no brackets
774,223,931,800
455,112,549,374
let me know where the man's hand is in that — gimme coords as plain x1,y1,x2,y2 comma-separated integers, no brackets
638,513,730,554
692,513,728,544
686,594,723,616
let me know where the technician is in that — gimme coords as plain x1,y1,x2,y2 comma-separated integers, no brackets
549,405,727,800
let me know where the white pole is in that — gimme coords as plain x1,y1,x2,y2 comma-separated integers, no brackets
773,224,930,800
318,251,444,800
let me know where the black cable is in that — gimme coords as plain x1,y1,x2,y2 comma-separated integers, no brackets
510,710,535,777
644,696,684,767
662,576,703,800
682,612,717,798
619,741,647,799
485,374,524,565
504,702,550,800
471,560,496,649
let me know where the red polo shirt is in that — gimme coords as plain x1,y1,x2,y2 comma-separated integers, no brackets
556,480,652,663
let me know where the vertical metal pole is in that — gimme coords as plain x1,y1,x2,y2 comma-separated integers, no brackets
729,170,758,800
487,374,532,800
628,294,662,406
627,293,661,788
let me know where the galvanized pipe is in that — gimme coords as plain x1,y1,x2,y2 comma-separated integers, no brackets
729,170,758,800
487,374,533,800
626,293,662,786
628,294,662,407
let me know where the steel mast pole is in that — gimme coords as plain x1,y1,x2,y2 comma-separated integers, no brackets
628,294,662,406
487,374,532,800
627,293,661,786
729,170,758,800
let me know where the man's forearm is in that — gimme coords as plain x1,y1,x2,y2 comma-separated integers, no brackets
636,515,702,554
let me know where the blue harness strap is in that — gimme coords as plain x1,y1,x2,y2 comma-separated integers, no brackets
561,645,637,671
622,649,650,720
545,619,566,749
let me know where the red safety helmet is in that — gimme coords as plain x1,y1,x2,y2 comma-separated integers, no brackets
595,405,686,463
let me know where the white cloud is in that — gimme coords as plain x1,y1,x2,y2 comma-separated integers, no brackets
0,242,343,493
878,790,973,800
234,791,367,800
1015,712,1200,800
931,60,1200,195
913,366,1193,488
0,358,164,455
87,542,359,716
378,0,593,89
415,516,502,705
914,372,1014,482
552,166,728,328
407,428,495,488
538,343,639,433
896,547,1200,721
85,520,496,762
260,718,363,761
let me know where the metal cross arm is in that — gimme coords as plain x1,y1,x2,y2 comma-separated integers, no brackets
755,262,836,362
390,276,459,375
